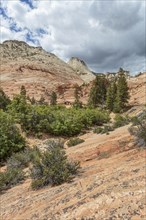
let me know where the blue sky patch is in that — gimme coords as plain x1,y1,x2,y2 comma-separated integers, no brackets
0,6,22,33
26,31,40,45
36,28,48,36
10,23,22,32
20,0,35,9
0,6,8,19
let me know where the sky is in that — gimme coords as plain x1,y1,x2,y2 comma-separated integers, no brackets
0,0,146,74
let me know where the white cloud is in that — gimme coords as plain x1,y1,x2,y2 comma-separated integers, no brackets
0,0,145,74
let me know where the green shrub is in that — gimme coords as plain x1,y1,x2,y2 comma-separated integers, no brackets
129,110,146,146
93,127,103,134
0,168,24,192
31,145,80,189
0,87,11,110
94,125,114,134
77,108,110,128
102,125,114,134
31,179,45,190
50,118,82,136
7,148,32,169
113,114,130,128
43,139,64,150
67,137,84,147
0,110,26,162
7,99,110,137
97,151,110,159
66,160,80,175
36,107,109,136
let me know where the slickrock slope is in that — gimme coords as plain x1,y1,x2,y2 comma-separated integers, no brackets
128,72,146,106
68,57,96,83
0,40,83,99
1,125,146,220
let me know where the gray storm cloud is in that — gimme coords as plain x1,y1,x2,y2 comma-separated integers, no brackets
1,0,146,74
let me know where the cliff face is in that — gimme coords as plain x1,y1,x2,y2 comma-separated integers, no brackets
68,57,96,83
0,40,83,99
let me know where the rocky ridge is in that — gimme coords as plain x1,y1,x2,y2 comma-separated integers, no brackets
1,40,145,108
0,40,83,99
68,57,96,83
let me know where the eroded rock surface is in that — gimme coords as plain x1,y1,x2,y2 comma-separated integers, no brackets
0,40,83,100
68,57,96,83
1,126,145,220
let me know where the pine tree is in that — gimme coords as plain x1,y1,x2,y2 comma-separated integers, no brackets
118,67,124,74
31,97,36,105
73,85,82,108
39,95,46,105
50,91,57,105
114,73,129,113
106,81,117,111
88,76,108,108
0,88,11,110
20,85,26,96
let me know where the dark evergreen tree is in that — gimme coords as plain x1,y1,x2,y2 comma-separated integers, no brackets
31,97,36,105
20,85,26,96
118,67,124,74
114,73,129,113
0,88,11,110
73,85,82,108
0,110,26,161
88,76,108,108
106,81,117,111
26,95,36,105
50,91,57,105
8,94,30,116
38,95,46,105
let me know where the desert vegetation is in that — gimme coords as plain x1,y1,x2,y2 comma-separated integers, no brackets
6,91,110,137
0,140,80,192
0,167,25,192
1,70,144,194
0,87,11,110
129,110,146,146
31,141,80,189
67,137,85,147
0,110,26,162
88,68,129,113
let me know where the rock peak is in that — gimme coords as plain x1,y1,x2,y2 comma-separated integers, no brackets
69,57,87,67
68,57,95,83
3,40,28,45
1,40,43,51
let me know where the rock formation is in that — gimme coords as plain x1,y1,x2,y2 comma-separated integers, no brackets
0,40,145,107
68,57,96,83
0,40,83,100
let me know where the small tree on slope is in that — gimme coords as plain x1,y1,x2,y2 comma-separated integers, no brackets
88,76,108,108
0,88,11,110
106,81,117,111
50,91,57,105
114,73,129,113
